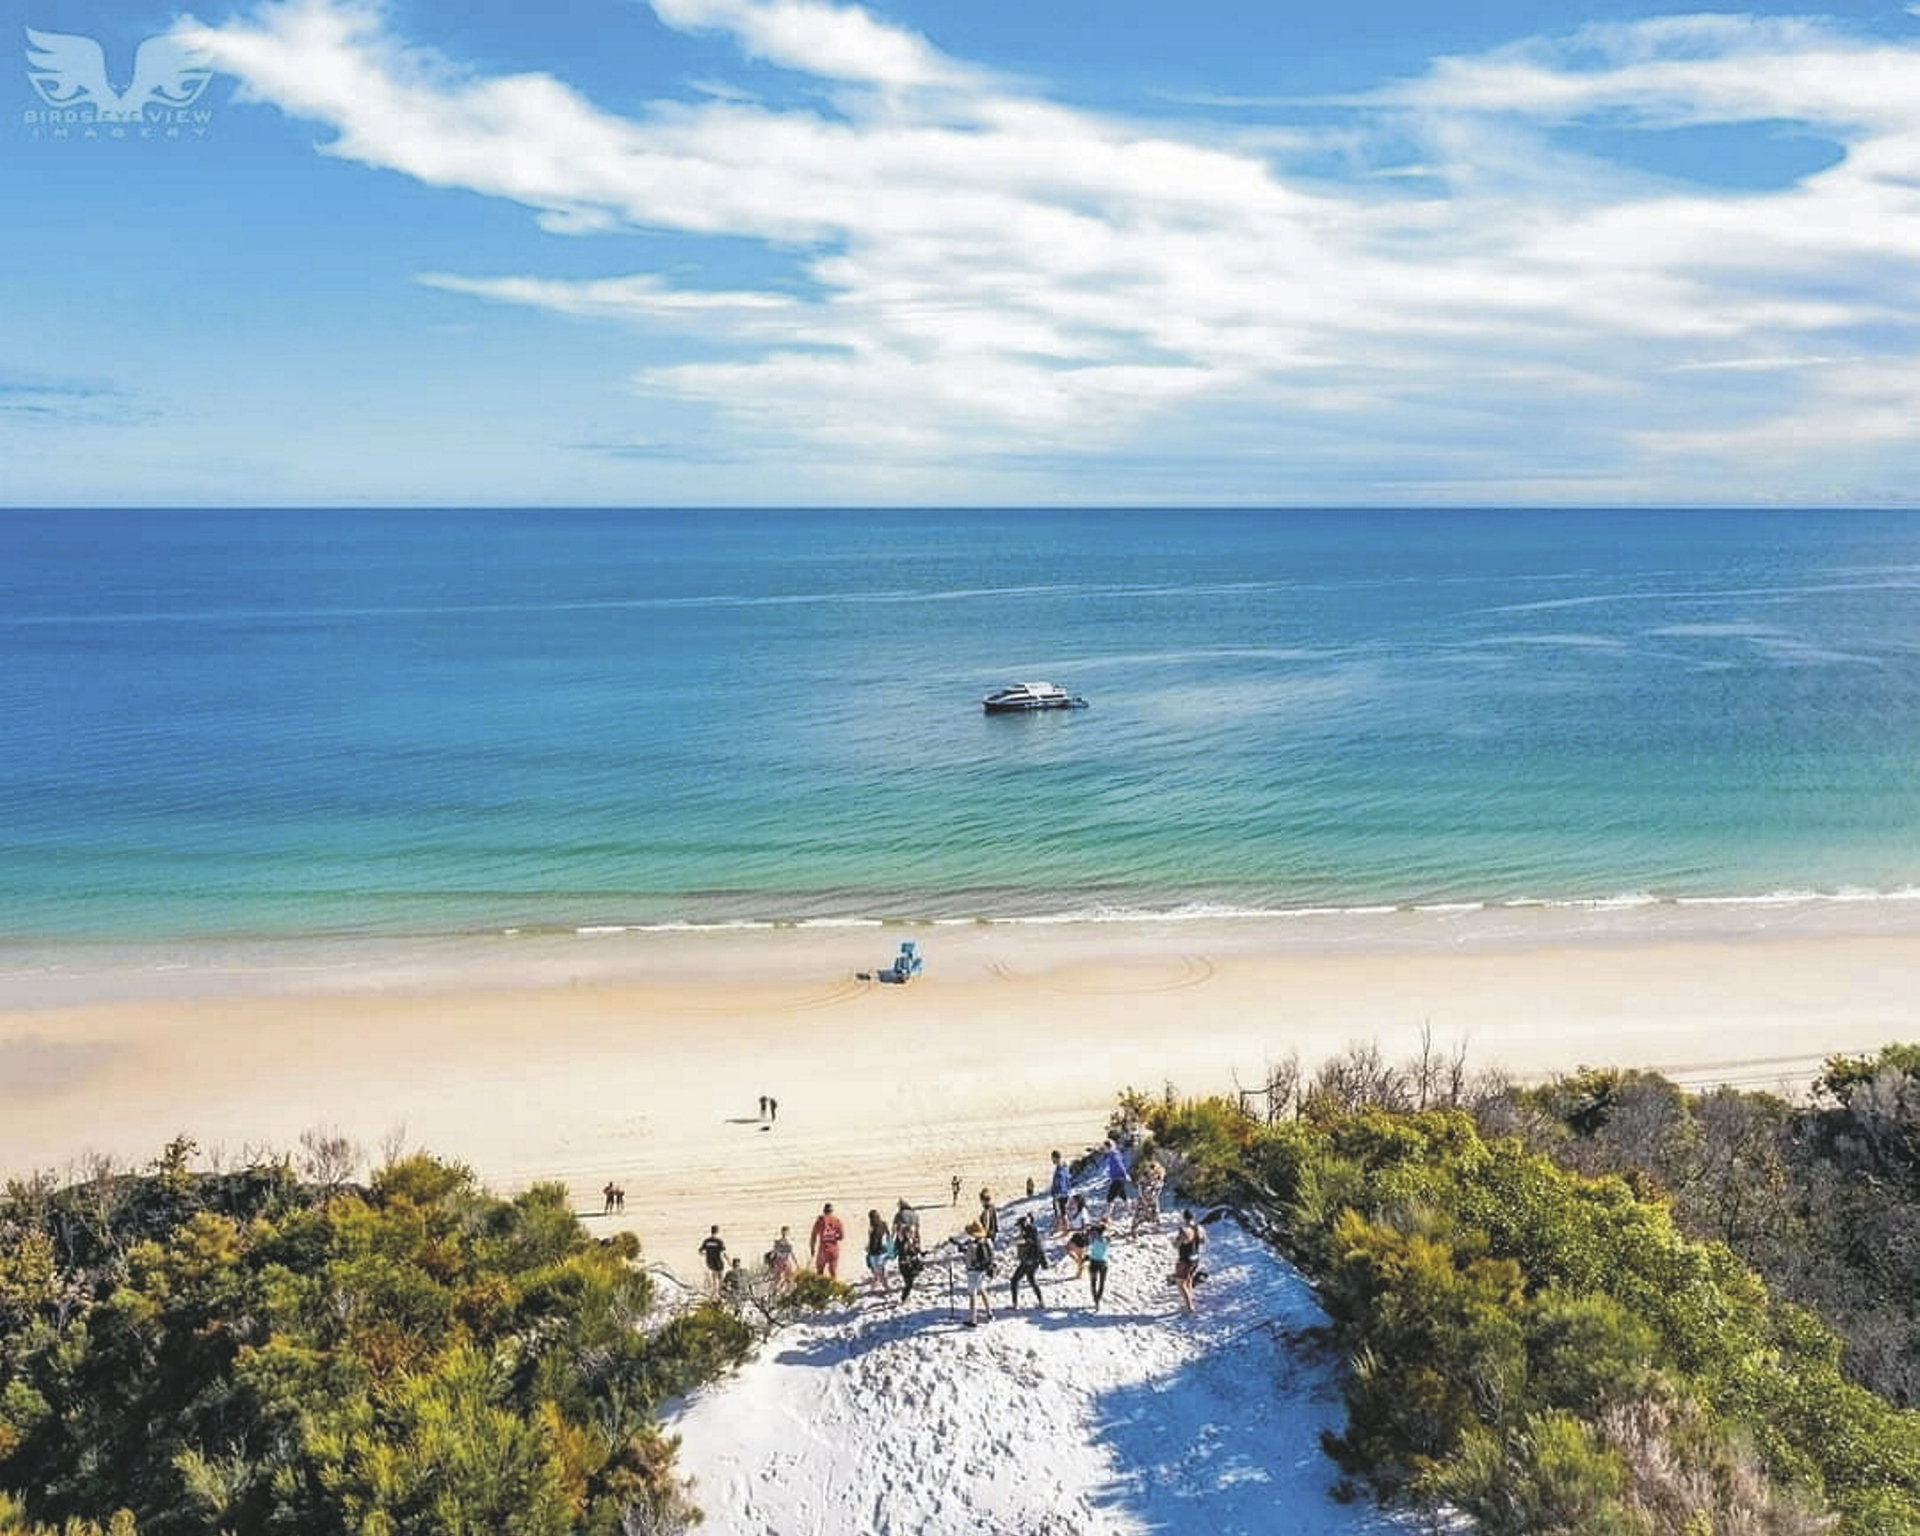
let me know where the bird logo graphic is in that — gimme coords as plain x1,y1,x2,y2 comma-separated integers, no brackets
26,27,214,122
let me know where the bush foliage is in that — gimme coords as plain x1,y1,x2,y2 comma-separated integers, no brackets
1145,1045,1920,1536
0,1148,755,1535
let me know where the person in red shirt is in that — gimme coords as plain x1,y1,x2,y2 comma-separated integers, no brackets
809,1202,845,1278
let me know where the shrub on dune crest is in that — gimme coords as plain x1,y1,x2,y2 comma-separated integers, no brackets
1138,1055,1920,1536
0,1144,751,1536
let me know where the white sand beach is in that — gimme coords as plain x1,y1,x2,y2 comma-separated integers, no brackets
3,901,1915,1283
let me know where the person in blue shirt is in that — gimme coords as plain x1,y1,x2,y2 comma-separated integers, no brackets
1100,1139,1129,1217
1048,1148,1074,1234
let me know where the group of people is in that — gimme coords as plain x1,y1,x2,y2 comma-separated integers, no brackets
699,1137,1210,1322
949,1148,1201,1325
698,1224,751,1299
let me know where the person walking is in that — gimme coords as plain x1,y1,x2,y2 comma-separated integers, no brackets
950,1173,962,1206
810,1202,845,1279
1047,1149,1074,1235
698,1226,728,1296
887,1200,925,1302
1099,1139,1130,1219
1086,1221,1111,1310
1172,1209,1205,1314
892,1198,921,1252
958,1221,995,1327
1009,1212,1047,1309
864,1209,893,1295
1067,1198,1098,1282
1130,1150,1166,1235
767,1225,796,1289
977,1187,999,1245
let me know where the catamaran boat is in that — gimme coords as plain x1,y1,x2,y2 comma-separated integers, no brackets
981,681,1089,713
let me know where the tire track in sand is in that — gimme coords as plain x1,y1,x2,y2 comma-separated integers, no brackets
985,954,1216,995
667,973,877,1016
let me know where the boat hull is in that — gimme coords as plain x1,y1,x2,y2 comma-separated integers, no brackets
983,697,1087,713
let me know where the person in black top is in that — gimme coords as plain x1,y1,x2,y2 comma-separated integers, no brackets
958,1222,995,1326
699,1225,727,1295
1172,1210,1204,1314
977,1188,999,1244
1009,1212,1047,1308
894,1209,926,1302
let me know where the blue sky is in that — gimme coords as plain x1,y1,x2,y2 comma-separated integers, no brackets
7,0,1920,505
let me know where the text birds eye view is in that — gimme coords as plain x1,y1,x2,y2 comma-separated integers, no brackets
6,0,1920,1532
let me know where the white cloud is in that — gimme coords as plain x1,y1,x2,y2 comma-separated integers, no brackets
419,272,798,322
650,0,976,89
179,0,1920,500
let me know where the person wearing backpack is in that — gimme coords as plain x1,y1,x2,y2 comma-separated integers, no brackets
958,1221,995,1326
1009,1212,1047,1309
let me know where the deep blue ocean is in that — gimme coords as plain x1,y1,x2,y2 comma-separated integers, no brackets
4,506,1920,943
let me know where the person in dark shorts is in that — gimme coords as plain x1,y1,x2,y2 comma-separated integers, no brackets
1172,1210,1205,1314
1086,1222,1111,1310
1009,1213,1046,1308
1099,1139,1129,1215
698,1226,727,1295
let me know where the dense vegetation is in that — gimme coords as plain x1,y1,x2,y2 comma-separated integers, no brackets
1138,1039,1920,1536
0,1140,755,1536
1489,1044,1920,1413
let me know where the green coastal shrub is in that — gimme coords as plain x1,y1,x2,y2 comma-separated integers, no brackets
0,1148,752,1536
1141,1076,1920,1536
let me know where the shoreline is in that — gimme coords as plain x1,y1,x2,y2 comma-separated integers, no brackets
9,889,1920,1007
5,902,1915,1282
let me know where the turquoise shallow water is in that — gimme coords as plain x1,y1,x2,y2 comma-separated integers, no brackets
4,506,1920,943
